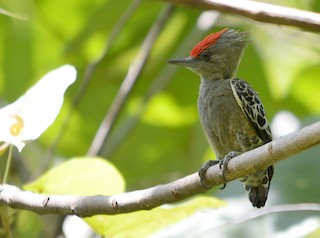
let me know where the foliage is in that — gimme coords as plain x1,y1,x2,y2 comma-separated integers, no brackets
0,0,320,237
25,157,125,195
85,196,225,237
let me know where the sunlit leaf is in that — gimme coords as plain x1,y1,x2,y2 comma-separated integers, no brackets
85,196,225,237
25,157,125,195
142,93,197,127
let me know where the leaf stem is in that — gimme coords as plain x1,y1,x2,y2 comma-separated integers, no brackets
0,207,13,238
3,145,13,184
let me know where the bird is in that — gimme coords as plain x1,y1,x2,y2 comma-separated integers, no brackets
168,28,274,208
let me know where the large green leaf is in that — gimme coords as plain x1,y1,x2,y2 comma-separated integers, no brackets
84,196,225,237
25,157,125,195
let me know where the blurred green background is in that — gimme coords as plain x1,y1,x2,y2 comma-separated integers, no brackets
0,0,319,237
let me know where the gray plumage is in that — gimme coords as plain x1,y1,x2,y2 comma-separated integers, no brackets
168,29,274,208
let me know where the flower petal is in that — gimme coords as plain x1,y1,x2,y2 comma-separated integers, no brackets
0,65,77,151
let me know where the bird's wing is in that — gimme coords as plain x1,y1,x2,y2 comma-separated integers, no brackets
230,78,272,143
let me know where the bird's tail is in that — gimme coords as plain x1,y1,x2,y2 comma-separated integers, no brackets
241,166,274,208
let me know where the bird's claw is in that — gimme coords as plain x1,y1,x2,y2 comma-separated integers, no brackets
198,160,219,190
198,151,240,190
219,151,240,183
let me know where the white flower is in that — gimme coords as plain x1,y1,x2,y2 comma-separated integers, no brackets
0,65,77,151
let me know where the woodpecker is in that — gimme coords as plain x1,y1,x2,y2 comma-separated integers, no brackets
168,28,274,208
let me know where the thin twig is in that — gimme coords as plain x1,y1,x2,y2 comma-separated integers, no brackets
0,207,13,238
87,5,175,156
103,13,221,156
248,203,320,221
0,8,28,20
196,203,320,234
165,0,320,32
1,121,319,216
2,145,13,184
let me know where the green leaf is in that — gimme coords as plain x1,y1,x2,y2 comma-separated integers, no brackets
24,157,125,195
84,196,225,237
290,65,320,114
141,93,197,127
308,228,320,238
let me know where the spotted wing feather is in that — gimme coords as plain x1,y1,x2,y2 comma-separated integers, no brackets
230,78,272,143
230,78,274,208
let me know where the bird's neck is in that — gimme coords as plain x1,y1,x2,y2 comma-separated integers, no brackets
197,62,238,81
199,70,234,82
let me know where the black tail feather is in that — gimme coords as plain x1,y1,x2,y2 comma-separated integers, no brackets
248,185,268,208
244,165,273,208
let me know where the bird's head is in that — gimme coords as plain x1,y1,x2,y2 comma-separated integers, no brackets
168,28,250,80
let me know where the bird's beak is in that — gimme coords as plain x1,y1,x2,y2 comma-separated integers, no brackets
167,57,197,67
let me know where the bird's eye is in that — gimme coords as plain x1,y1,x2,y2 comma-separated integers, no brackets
200,51,210,61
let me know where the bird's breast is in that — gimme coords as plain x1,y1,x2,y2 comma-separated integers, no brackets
198,79,261,159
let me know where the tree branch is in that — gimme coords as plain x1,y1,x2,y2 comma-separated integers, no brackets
87,5,174,156
1,121,320,216
164,0,320,32
36,0,143,176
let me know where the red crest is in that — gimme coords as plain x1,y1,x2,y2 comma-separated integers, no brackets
190,28,228,57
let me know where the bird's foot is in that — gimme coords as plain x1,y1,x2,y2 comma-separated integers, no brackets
198,151,240,190
198,160,219,190
219,151,240,186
